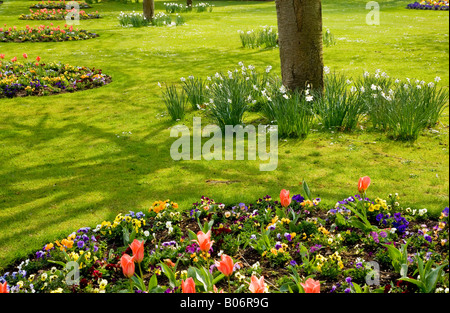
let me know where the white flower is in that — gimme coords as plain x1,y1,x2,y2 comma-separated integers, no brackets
157,82,162,88
350,86,357,93
363,71,370,78
360,86,365,92
435,76,441,82
305,95,314,102
324,66,330,74
279,85,287,94
395,79,400,83
144,231,150,237
428,82,435,88
227,99,232,104
266,65,273,73
371,84,377,91
390,228,397,234
346,79,352,85
416,85,422,89
180,77,186,82
283,94,289,99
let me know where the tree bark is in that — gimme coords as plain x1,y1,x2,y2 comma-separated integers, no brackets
275,0,324,92
143,0,154,21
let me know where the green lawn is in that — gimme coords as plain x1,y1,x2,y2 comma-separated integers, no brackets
0,0,448,269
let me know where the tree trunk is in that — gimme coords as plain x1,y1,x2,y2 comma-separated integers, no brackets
143,0,154,21
275,0,324,92
187,0,193,7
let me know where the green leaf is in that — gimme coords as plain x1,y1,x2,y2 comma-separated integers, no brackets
47,260,66,267
302,179,312,200
424,264,446,293
397,277,425,290
148,274,158,291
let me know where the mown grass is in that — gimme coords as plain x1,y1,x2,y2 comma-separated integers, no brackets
0,0,448,268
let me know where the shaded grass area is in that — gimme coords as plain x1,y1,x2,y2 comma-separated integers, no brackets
0,0,449,268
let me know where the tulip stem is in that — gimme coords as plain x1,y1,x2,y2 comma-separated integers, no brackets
227,276,231,293
138,262,143,279
129,278,133,293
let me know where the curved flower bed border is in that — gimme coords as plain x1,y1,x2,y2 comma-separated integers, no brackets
1,24,99,43
0,55,111,98
0,177,448,293
30,1,92,10
407,1,449,10
19,9,101,20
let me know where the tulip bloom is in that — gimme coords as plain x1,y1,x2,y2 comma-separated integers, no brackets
36,56,41,62
0,54,5,59
0,282,8,293
181,277,196,293
129,239,144,263
358,176,371,194
300,278,320,293
280,189,291,208
120,254,135,278
193,230,214,252
249,275,265,293
215,254,234,277
23,53,28,59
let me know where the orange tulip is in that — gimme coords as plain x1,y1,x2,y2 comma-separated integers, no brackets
358,176,371,194
249,275,265,293
193,230,214,252
120,254,135,278
300,278,320,293
215,254,234,277
181,277,196,293
0,282,8,293
280,189,291,208
129,239,145,263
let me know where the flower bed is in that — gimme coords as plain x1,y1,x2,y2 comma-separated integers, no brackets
0,177,448,293
0,24,99,42
30,1,92,9
118,11,185,27
0,55,111,98
19,8,101,20
407,1,449,10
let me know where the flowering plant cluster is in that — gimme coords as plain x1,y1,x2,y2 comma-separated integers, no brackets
0,177,448,294
407,1,449,10
118,11,185,28
160,63,448,141
163,2,214,13
19,8,101,20
0,24,98,42
0,54,111,98
30,1,92,9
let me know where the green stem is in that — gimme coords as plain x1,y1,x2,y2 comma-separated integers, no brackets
129,278,133,293
227,276,231,293
138,262,143,279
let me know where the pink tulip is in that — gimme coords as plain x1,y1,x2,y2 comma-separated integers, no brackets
300,278,320,293
193,230,214,253
120,254,135,278
249,275,265,293
358,176,371,194
280,189,291,208
0,282,8,293
23,53,28,59
181,277,196,293
129,239,144,263
215,254,234,277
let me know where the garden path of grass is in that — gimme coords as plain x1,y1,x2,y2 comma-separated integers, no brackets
0,0,448,268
